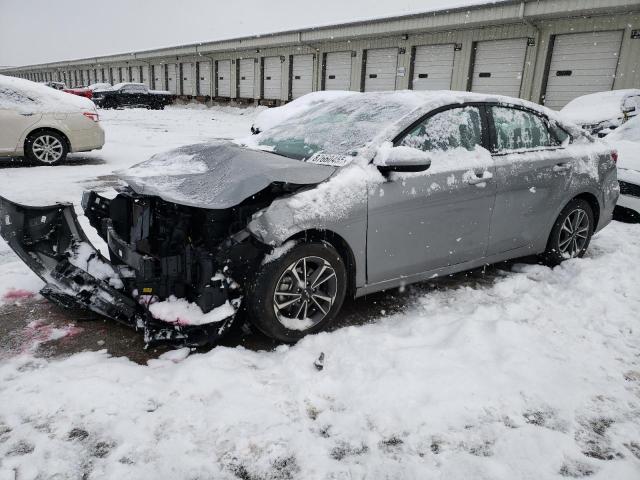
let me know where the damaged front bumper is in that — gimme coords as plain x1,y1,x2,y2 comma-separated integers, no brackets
0,195,238,347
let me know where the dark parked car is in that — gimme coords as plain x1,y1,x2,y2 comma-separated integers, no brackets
0,91,619,348
92,82,173,109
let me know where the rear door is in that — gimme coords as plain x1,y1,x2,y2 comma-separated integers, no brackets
364,48,398,92
470,38,528,97
486,105,573,255
367,105,496,284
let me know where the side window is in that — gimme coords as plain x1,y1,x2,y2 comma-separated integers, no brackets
399,106,483,152
491,106,557,151
0,87,37,110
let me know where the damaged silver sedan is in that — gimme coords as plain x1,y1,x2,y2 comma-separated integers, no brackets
0,91,620,346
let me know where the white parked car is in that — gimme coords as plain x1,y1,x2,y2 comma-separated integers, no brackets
606,115,640,221
0,75,104,165
559,89,640,136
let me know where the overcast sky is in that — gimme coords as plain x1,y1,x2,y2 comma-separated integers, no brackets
0,0,491,67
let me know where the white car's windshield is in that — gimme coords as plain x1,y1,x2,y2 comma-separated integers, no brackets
257,93,419,161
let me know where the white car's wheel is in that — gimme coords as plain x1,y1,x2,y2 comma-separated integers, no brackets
25,131,68,166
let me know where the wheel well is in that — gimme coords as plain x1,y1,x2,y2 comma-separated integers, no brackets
289,229,357,298
573,192,600,229
24,128,71,153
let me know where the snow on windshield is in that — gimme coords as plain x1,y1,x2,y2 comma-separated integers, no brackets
256,91,423,160
0,74,95,113
252,90,358,133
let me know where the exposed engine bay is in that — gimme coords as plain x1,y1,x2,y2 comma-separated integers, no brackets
0,181,306,347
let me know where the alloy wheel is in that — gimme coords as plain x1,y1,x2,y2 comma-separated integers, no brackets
558,208,590,258
273,256,338,329
31,135,64,164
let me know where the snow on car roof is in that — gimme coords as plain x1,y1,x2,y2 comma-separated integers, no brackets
111,82,147,90
0,74,95,113
249,89,582,160
560,89,640,125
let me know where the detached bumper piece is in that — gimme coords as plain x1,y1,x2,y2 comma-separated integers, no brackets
0,195,233,347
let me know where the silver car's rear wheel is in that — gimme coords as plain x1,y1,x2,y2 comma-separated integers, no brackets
557,208,590,258
543,198,594,266
273,256,338,329
25,131,68,166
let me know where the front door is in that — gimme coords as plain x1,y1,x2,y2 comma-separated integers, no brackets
0,88,42,154
487,105,574,255
367,105,496,284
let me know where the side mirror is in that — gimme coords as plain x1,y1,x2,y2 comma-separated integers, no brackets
373,143,432,173
622,99,637,114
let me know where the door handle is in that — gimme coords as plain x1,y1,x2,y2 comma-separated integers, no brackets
20,113,34,116
466,172,493,186
553,163,573,172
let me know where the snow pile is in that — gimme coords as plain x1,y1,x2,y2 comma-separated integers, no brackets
251,90,358,133
148,296,235,326
607,116,640,177
285,161,383,224
1,221,640,478
67,243,123,289
0,74,95,113
559,89,640,125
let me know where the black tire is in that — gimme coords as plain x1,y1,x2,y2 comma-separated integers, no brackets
246,240,348,342
25,130,68,166
542,198,595,266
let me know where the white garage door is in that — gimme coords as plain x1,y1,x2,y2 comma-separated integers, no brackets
471,38,528,98
543,30,624,110
239,59,255,98
412,44,455,90
141,65,149,87
324,51,352,90
263,57,282,99
153,65,165,90
291,54,314,99
365,48,398,92
198,62,211,96
181,62,194,96
217,60,231,97
131,66,140,83
167,64,178,94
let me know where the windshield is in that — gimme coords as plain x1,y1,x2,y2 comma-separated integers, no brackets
257,93,420,163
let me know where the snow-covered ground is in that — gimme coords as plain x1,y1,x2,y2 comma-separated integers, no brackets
1,105,640,479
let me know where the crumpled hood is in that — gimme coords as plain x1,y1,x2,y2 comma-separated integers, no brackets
117,142,337,209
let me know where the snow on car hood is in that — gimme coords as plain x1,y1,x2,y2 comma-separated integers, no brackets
117,142,337,209
559,89,640,125
605,116,640,175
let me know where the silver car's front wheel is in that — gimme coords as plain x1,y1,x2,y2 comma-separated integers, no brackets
26,131,68,166
246,241,347,342
273,256,338,329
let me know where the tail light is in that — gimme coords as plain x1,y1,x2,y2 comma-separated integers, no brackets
83,112,99,122
611,150,618,164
